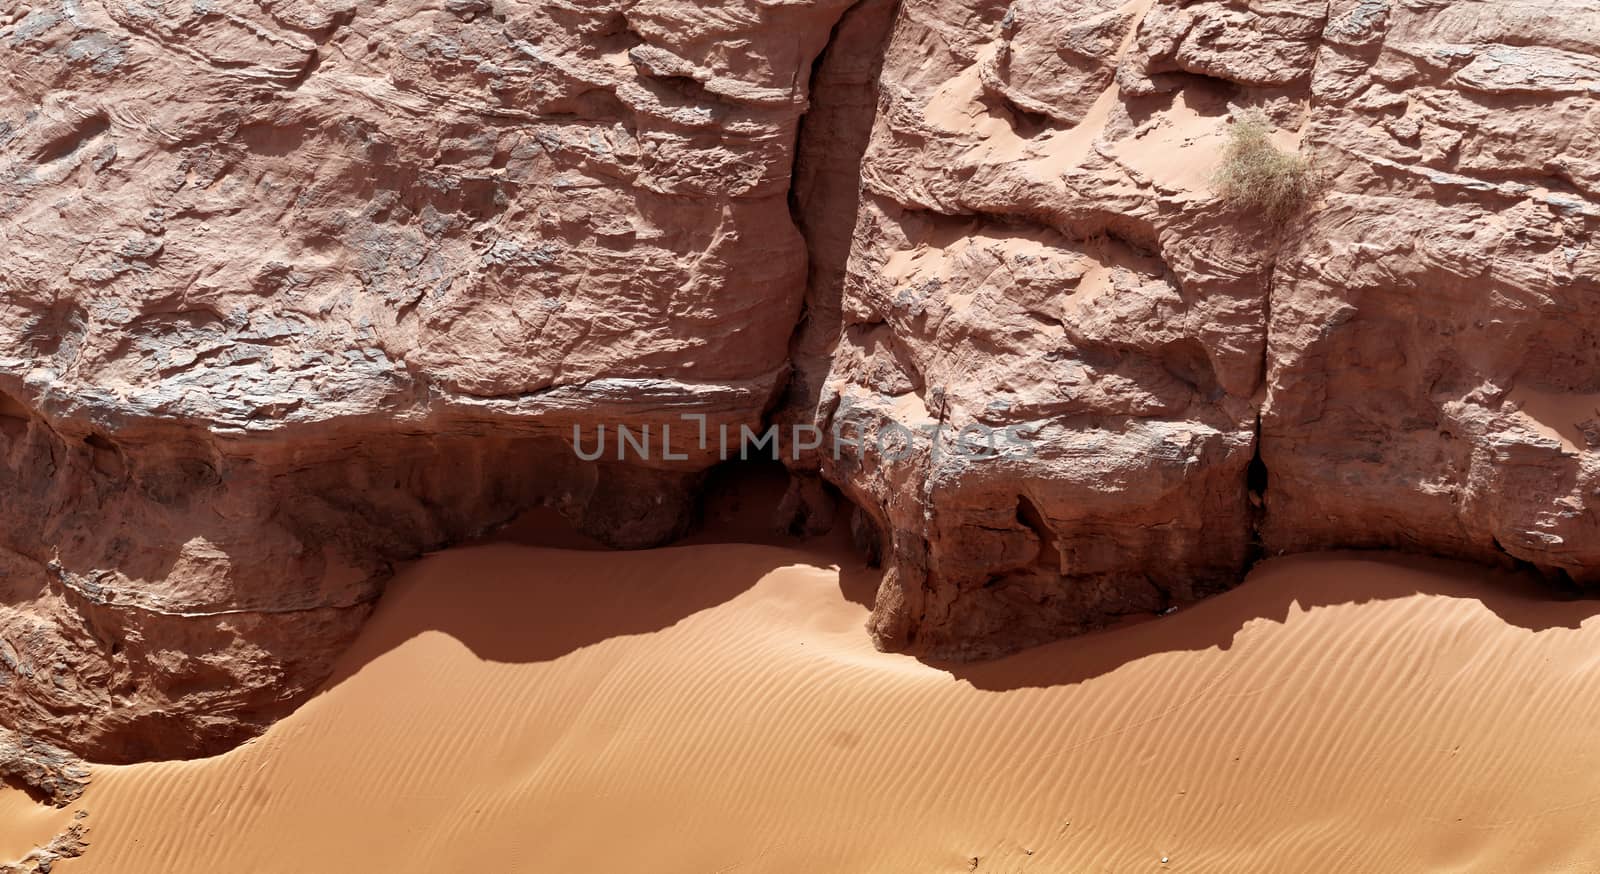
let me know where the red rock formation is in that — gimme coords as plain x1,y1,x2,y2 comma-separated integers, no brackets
787,0,1600,659
794,0,1265,658
1,0,1598,776
1261,1,1600,583
0,0,856,763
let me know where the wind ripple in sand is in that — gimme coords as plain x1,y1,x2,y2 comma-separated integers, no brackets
26,541,1600,873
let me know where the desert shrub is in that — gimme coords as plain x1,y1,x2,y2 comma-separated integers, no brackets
1214,110,1317,220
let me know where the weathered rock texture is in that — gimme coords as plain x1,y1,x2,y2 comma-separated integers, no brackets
3,0,1599,773
1262,1,1600,579
0,0,855,765
784,0,1600,659
0,728,87,807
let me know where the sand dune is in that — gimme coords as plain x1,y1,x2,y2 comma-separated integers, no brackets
16,533,1600,873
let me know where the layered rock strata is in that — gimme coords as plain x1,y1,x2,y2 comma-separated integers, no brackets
0,0,854,762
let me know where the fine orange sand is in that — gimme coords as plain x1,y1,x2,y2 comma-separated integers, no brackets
0,786,75,864
14,532,1600,873
1510,385,1600,454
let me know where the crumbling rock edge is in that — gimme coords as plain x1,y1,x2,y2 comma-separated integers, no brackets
0,822,89,874
0,728,89,808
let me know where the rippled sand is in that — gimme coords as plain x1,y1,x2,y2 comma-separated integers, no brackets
17,529,1600,873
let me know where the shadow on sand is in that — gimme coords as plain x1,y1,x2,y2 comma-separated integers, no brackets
323,540,815,683
323,498,1600,704
933,551,1600,692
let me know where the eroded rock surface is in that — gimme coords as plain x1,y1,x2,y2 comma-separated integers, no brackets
0,728,87,807
2,0,1598,768
1262,0,1600,580
789,0,1600,657
794,0,1267,658
0,0,854,763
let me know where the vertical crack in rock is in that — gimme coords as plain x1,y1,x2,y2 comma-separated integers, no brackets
1247,240,1280,572
777,0,903,533
1246,413,1270,563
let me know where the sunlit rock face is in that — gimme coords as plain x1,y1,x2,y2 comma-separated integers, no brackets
792,0,1267,659
788,0,1600,657
1260,1,1600,582
0,0,853,762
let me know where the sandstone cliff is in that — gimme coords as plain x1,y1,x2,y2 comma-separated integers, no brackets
2,0,1597,776
791,0,1600,657
0,0,854,763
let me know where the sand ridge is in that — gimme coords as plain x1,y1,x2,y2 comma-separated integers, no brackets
16,536,1600,873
